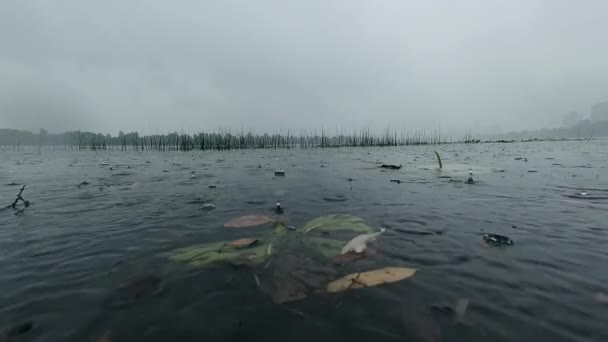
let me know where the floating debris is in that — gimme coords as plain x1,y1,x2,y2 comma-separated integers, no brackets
208,185,217,189
275,202,284,214
8,185,30,210
528,169,539,173
390,179,402,184
514,157,523,160
274,169,286,176
340,228,385,254
465,170,475,184
323,194,347,202
483,234,514,246
380,164,402,170
433,151,443,169
78,181,90,188
224,214,274,228
201,203,216,210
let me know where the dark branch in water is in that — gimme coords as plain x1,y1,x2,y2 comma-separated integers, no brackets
9,185,30,210
433,151,443,169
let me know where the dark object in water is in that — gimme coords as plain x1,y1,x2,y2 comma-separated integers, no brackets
9,185,30,210
528,169,539,173
78,181,90,188
390,179,402,184
275,202,284,214
483,234,514,246
6,321,34,337
323,194,347,202
514,157,523,160
465,170,475,184
274,169,286,176
208,185,217,189
348,177,353,182
109,275,163,308
380,164,402,170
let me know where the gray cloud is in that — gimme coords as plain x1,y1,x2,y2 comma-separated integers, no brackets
1,0,607,136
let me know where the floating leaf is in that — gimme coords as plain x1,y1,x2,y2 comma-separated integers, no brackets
300,215,376,258
169,241,269,267
225,238,258,248
340,228,385,254
333,251,365,264
302,214,374,234
270,255,335,304
224,214,274,228
326,267,416,293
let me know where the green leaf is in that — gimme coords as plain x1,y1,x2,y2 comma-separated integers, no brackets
300,215,376,258
169,241,269,267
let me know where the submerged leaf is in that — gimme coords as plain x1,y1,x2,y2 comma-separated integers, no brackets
225,237,259,248
326,267,416,293
224,214,274,228
301,214,375,234
169,241,269,267
340,228,385,254
333,251,365,264
300,215,376,258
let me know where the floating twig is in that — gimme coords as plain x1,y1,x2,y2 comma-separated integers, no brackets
10,185,30,210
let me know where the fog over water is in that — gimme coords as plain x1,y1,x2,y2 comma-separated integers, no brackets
1,0,607,136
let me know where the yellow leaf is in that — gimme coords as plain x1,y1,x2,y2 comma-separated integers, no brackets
326,267,416,293
225,237,259,248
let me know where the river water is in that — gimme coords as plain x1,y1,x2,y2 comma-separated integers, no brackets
1,140,607,342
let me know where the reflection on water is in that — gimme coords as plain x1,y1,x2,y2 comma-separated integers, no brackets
0,140,607,342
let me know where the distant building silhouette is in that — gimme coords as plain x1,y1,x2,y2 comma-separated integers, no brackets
591,101,608,123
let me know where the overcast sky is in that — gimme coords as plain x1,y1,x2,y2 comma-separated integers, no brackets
1,0,607,136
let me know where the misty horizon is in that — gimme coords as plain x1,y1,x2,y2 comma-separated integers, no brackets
1,1,607,136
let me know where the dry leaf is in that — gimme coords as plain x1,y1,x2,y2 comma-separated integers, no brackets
326,267,416,293
333,251,365,264
225,237,259,248
224,214,274,228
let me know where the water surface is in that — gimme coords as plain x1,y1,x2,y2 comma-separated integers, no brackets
1,141,607,341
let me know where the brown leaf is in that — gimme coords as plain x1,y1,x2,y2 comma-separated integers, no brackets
333,251,365,265
326,267,416,293
225,237,259,248
224,214,274,228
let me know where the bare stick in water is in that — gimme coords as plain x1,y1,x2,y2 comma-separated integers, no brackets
10,185,30,209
